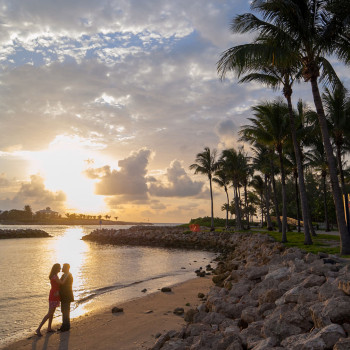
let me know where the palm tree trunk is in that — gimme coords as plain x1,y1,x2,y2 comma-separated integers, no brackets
234,184,242,230
323,173,330,232
310,78,350,254
209,177,214,231
285,95,312,244
294,174,301,232
265,174,272,230
225,188,229,229
278,150,288,242
270,159,282,232
244,184,250,229
336,145,350,233
260,191,264,227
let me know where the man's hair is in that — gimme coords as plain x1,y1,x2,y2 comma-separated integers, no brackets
63,263,70,269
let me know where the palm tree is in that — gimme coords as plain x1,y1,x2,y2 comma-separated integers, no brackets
190,147,217,231
218,0,350,252
323,85,350,232
213,167,230,229
240,100,290,241
220,62,313,242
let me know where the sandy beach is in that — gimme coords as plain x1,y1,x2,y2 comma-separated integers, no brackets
2,276,213,350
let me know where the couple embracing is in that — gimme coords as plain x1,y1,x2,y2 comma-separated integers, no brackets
36,263,74,336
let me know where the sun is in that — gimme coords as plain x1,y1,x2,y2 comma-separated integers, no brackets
27,135,110,213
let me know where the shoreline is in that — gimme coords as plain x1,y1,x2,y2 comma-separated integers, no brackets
1,276,213,350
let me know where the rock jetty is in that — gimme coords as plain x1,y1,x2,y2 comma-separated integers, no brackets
0,228,51,239
82,226,235,251
149,233,350,350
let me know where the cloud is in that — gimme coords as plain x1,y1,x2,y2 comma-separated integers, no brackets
149,160,203,197
0,174,66,211
86,148,151,201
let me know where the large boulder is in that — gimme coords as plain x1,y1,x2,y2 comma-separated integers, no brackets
310,296,350,328
281,323,346,350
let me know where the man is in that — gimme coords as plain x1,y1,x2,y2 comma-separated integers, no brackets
59,263,74,332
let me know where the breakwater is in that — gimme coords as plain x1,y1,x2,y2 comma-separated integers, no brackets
82,226,234,251
0,229,51,239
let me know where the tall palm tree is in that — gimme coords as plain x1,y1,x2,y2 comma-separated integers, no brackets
323,85,350,232
190,147,217,231
240,100,290,241
218,0,350,252
213,167,230,229
221,64,312,243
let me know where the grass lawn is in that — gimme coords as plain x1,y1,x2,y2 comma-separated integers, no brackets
214,227,344,256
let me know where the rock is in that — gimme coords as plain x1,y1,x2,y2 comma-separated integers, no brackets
111,307,123,313
197,303,207,313
262,305,304,340
247,265,269,280
151,330,178,350
318,281,345,301
141,288,147,293
251,336,278,350
198,292,205,298
264,267,291,281
145,310,153,314
338,278,350,295
212,272,229,285
184,308,198,323
259,288,285,304
173,307,184,315
161,287,172,293
301,274,326,288
241,306,261,324
334,337,350,350
310,296,350,328
281,323,346,350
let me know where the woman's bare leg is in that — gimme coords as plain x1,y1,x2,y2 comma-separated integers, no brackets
36,307,56,335
47,307,56,331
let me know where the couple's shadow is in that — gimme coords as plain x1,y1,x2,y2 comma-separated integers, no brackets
31,330,70,350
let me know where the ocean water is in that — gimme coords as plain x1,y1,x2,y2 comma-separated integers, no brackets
0,224,215,347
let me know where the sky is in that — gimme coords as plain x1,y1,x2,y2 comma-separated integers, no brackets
0,0,349,223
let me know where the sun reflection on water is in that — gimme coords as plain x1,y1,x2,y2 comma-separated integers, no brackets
51,227,90,318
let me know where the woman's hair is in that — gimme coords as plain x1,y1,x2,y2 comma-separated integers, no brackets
49,263,61,279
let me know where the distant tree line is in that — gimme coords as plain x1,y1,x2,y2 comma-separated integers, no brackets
0,205,118,222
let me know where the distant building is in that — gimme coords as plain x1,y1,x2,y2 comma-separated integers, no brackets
35,207,59,218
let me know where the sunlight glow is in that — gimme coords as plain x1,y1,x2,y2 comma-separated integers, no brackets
27,135,111,213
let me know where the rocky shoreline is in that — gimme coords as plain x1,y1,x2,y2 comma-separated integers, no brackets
82,226,234,251
82,226,350,349
150,233,350,350
0,229,51,239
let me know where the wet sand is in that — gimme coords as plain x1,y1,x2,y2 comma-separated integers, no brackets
2,276,213,350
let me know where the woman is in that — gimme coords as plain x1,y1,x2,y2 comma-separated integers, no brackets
35,263,70,336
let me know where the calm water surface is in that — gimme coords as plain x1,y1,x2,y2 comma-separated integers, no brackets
0,225,215,347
